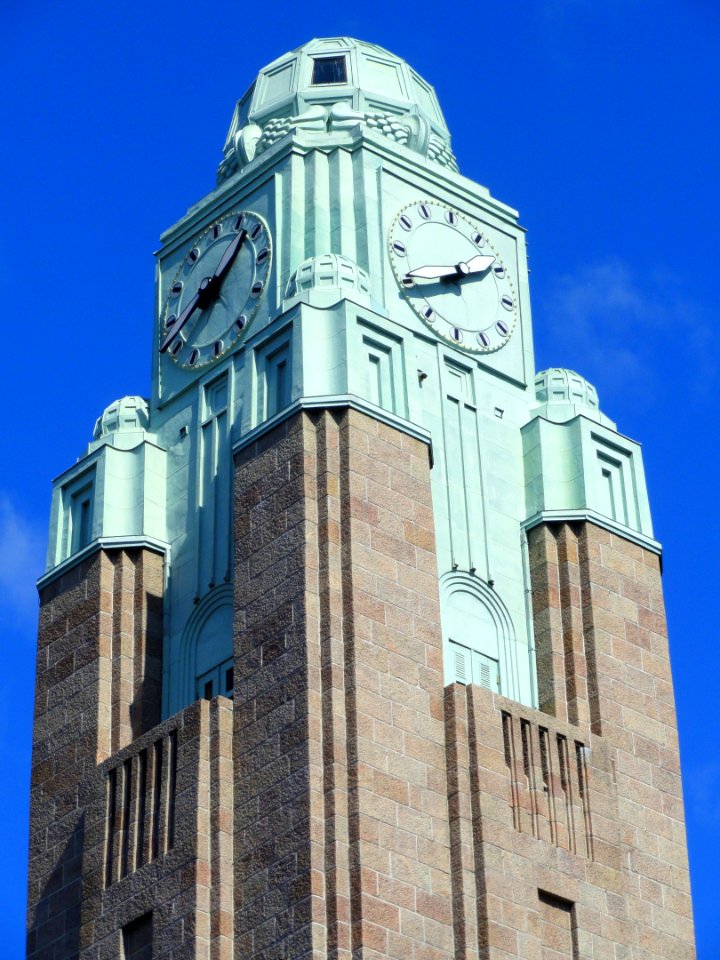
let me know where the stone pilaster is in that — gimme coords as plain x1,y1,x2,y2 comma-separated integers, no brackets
233,408,454,960
27,547,164,960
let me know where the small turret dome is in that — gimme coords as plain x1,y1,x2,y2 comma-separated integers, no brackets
532,369,615,428
93,396,150,440
534,369,600,410
286,254,371,298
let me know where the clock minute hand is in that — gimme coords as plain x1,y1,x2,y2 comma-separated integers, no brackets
405,254,497,283
405,264,460,280
159,291,200,353
213,228,247,286
465,254,496,274
196,228,249,310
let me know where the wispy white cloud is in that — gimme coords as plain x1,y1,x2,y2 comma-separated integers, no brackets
687,760,720,829
0,494,44,631
536,257,717,405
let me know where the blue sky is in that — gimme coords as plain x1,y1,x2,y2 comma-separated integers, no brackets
2,1,718,955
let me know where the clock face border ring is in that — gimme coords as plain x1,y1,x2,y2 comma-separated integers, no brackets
161,208,272,371
388,200,518,355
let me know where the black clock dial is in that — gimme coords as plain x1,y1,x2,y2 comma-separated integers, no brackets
160,209,271,370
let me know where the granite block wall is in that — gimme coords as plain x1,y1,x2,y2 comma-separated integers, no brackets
27,419,696,960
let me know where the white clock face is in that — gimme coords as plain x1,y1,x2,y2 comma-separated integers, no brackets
160,209,271,370
389,201,518,353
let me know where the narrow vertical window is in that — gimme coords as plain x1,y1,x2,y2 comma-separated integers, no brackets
150,740,162,862
119,758,132,878
104,767,117,888
78,497,92,548
166,730,178,852
135,749,147,869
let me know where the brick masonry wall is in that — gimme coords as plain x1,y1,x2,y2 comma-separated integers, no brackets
445,684,622,959
439,520,695,960
28,547,167,959
233,408,454,960
28,434,695,960
78,696,234,960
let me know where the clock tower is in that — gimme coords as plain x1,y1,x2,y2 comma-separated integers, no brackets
28,39,695,960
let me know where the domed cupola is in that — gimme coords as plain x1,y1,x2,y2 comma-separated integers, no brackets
218,37,457,181
533,368,614,428
93,396,150,441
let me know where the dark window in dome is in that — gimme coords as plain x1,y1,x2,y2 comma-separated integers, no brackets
312,56,347,85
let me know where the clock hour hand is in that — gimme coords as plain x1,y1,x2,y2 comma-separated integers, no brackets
464,254,496,275
159,290,200,353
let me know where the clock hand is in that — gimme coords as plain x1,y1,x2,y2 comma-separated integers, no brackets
196,228,249,310
159,290,200,353
161,227,250,353
464,254,496,274
405,255,496,283
213,227,247,286
405,264,460,280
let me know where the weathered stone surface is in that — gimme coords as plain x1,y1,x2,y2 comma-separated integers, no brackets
234,409,451,960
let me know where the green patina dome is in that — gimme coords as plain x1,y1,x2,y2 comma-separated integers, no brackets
534,369,600,410
286,254,371,298
218,38,457,181
93,396,150,440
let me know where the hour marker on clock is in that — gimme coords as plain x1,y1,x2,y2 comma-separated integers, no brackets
170,338,183,356
501,294,514,311
171,281,183,295
235,315,247,332
399,214,413,231
234,214,245,231
250,223,262,240
419,203,431,220
212,223,222,239
496,320,509,336
423,306,434,321
214,339,224,357
451,327,463,342
251,281,264,297
493,264,505,278
165,314,177,330
393,241,407,256
472,232,484,247
445,210,457,225
187,247,200,264
188,349,200,366
256,248,269,264
477,332,490,348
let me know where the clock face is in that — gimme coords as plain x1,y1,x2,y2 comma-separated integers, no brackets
389,201,518,353
160,209,271,370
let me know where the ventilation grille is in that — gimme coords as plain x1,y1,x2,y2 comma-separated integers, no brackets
501,710,593,859
104,729,177,887
449,640,499,693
